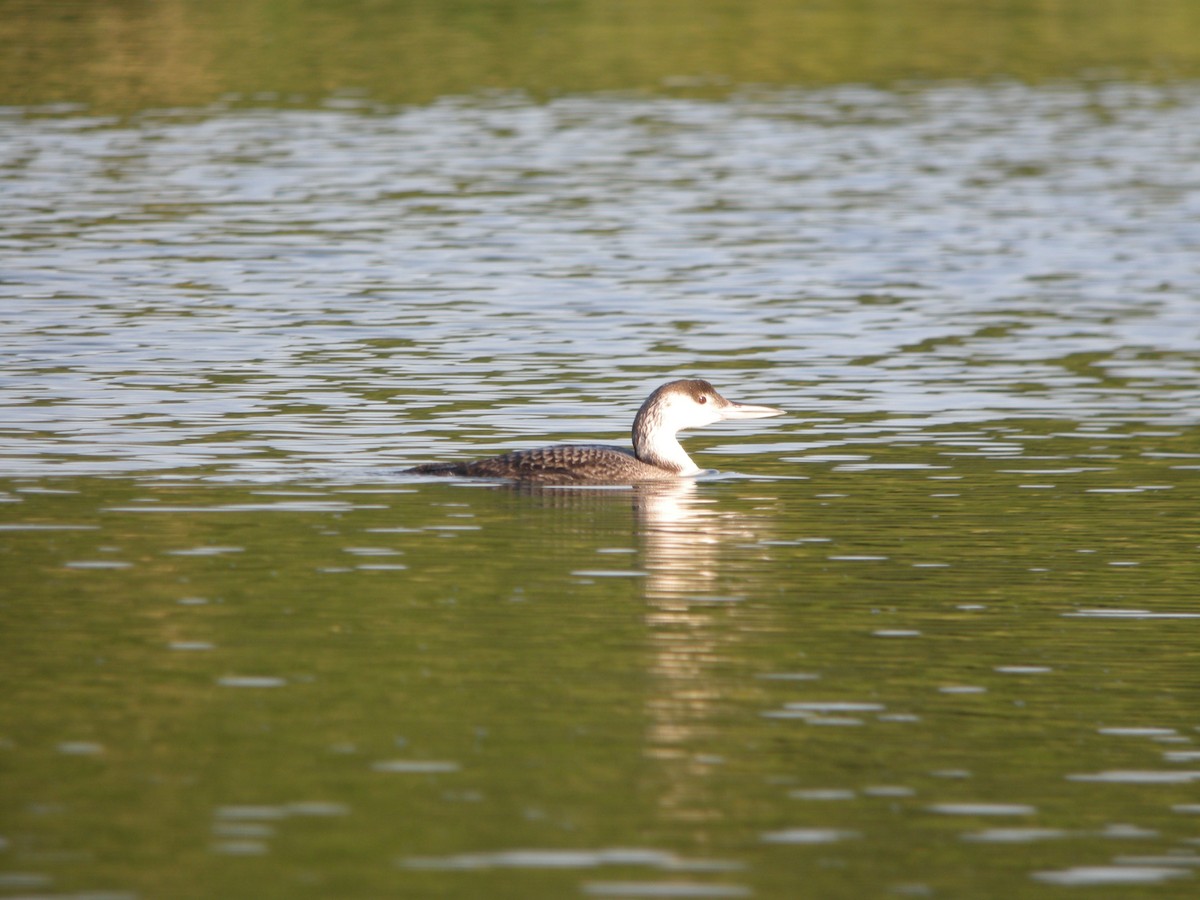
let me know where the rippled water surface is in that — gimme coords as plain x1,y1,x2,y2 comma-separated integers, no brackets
2,82,1200,899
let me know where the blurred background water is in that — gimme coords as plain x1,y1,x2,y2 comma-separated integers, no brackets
2,2,1199,899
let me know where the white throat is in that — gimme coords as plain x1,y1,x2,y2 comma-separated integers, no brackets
635,430,700,476
631,399,702,475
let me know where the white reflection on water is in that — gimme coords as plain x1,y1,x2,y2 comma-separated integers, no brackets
1067,770,1200,784
582,883,752,898
927,802,1037,816
761,828,859,844
962,827,1067,843
631,480,758,823
2,83,1200,477
216,675,287,688
371,760,460,774
1064,609,1200,619
400,848,742,871
1032,865,1189,886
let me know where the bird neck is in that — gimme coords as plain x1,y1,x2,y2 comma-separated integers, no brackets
632,406,700,475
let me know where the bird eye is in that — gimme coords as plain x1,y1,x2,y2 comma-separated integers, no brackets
698,395,708,404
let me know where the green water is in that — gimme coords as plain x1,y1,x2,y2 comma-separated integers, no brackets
4,423,1199,897
3,0,1200,112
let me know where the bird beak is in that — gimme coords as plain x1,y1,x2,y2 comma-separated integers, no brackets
718,400,785,420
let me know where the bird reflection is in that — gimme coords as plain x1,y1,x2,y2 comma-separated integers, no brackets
633,480,772,825
495,478,777,826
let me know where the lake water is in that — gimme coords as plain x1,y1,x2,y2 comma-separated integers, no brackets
3,26,1200,900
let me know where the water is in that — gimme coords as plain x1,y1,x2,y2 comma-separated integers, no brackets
3,79,1200,899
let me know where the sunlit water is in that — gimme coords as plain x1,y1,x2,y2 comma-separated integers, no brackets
2,83,1200,899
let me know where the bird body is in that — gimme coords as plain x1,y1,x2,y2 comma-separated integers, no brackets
404,379,783,484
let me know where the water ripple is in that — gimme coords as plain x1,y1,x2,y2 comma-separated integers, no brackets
2,84,1199,477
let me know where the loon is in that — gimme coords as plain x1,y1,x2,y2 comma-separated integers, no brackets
404,379,784,484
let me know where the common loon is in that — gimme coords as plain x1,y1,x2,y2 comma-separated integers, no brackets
404,379,784,484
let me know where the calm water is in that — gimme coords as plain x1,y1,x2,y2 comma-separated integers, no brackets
3,76,1200,899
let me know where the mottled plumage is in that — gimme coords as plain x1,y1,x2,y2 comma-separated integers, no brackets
407,445,674,485
404,379,783,484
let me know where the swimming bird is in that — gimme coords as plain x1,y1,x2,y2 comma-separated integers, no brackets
404,379,784,484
